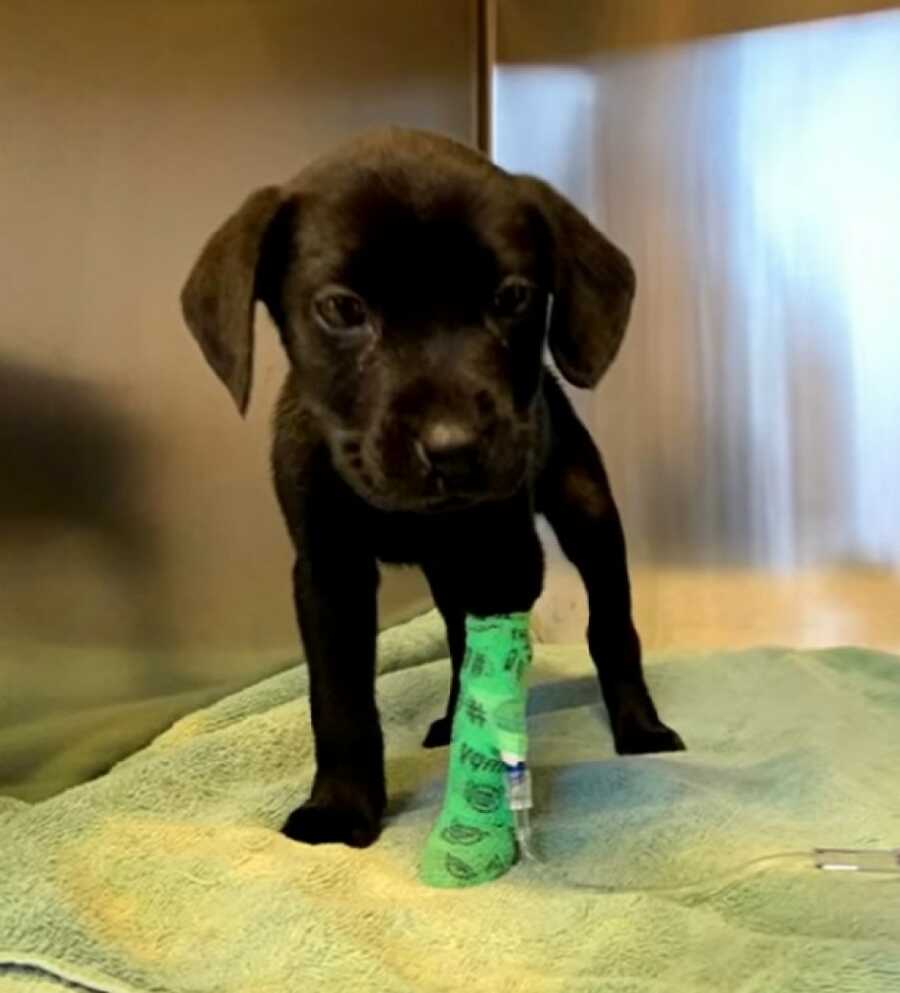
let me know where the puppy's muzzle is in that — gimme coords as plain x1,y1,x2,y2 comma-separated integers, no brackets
415,422,480,486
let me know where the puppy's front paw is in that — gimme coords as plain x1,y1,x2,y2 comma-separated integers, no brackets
422,715,453,749
615,720,685,755
282,802,381,848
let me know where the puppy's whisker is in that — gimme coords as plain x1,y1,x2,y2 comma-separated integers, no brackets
413,439,435,475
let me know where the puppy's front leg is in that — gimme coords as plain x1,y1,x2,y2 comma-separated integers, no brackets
539,381,685,755
281,488,384,848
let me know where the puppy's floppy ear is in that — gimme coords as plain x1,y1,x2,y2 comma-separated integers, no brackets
180,186,287,416
517,175,635,388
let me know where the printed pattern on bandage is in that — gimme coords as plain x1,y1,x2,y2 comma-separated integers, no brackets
419,612,532,888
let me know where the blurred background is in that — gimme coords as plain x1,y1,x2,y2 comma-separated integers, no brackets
492,1,900,649
2,0,898,800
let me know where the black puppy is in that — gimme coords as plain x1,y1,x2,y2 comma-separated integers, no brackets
181,129,683,849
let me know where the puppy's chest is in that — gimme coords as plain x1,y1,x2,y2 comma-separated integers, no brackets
365,506,496,566
367,511,445,566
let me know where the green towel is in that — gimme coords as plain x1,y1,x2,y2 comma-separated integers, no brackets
1,611,898,992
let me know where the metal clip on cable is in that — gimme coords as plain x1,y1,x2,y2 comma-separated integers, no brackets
814,847,900,874
504,760,541,862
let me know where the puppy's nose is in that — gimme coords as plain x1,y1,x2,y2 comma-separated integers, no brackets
418,422,479,480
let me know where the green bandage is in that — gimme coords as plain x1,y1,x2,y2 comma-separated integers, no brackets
419,612,532,888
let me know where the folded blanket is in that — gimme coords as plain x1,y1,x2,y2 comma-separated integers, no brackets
1,612,898,993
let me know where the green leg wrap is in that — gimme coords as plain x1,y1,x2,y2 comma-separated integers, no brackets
419,612,532,888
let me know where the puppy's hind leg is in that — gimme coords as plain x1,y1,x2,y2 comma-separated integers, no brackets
421,565,466,749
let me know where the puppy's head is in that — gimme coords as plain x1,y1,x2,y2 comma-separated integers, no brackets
181,129,634,512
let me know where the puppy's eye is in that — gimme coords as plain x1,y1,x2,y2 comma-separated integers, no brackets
492,276,536,319
313,289,369,332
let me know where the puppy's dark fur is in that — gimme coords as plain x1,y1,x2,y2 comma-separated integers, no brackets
181,129,683,848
